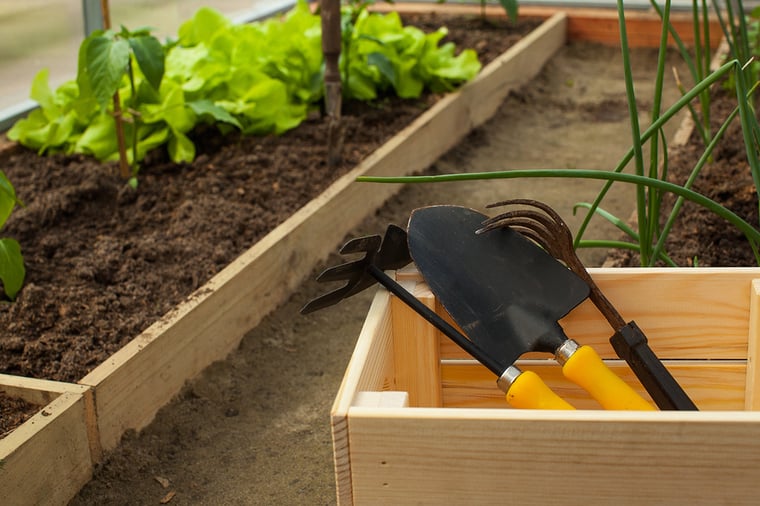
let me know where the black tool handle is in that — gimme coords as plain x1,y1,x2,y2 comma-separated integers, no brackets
610,321,698,411
368,264,504,376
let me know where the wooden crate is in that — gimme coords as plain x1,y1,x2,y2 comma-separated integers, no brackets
331,267,760,505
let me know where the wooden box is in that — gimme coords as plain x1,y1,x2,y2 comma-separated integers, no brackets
331,267,760,504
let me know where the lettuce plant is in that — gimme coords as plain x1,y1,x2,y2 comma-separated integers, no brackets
8,0,481,178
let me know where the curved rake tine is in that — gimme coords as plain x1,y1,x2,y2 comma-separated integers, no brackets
301,283,356,314
340,234,381,255
315,258,366,283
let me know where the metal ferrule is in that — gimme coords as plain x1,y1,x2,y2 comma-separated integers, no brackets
555,339,580,366
496,365,522,393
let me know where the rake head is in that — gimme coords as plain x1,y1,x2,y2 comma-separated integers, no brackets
300,224,411,314
478,198,576,264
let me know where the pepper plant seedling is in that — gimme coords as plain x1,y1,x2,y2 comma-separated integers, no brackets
0,172,25,300
77,25,165,186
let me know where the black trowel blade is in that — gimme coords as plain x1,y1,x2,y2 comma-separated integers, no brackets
407,205,590,368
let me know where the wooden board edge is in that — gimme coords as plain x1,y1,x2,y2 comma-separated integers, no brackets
0,391,93,506
745,279,760,409
344,407,760,503
0,373,87,405
330,289,392,506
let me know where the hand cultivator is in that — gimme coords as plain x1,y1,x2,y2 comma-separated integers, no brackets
302,201,695,411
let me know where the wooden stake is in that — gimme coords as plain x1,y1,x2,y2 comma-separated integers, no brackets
100,0,130,179
321,0,343,169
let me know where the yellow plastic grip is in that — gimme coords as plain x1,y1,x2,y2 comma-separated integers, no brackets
562,345,655,411
506,370,575,410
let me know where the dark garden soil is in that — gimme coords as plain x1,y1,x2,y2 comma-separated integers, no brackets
0,14,541,433
608,87,760,267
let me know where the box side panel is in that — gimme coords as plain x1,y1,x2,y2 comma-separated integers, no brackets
437,269,760,359
0,392,93,506
391,282,441,407
347,409,760,505
331,290,395,506
441,360,747,411
745,279,760,409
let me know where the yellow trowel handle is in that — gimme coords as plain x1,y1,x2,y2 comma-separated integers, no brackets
559,341,654,411
499,367,574,410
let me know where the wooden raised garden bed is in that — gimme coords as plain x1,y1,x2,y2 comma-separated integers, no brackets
0,4,722,505
332,267,760,504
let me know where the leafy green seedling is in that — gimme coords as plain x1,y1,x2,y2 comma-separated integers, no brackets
10,1,481,177
78,25,165,185
0,172,25,300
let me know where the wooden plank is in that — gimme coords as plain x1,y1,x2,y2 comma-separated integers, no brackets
391,281,442,407
372,3,721,48
346,408,760,504
565,9,722,48
0,374,87,406
331,290,394,506
79,13,566,453
353,391,409,409
745,279,760,409
435,268,760,359
0,375,102,464
0,392,93,506
440,360,747,411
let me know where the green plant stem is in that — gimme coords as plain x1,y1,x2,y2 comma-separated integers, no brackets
573,59,736,247
616,0,650,263
357,168,760,262
651,104,739,263
127,60,138,179
576,239,678,266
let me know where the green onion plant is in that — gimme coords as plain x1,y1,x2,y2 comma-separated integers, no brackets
358,0,760,266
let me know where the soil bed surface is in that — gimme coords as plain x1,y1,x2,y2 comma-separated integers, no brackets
0,14,540,386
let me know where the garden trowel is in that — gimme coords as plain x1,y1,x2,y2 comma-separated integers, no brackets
407,205,654,411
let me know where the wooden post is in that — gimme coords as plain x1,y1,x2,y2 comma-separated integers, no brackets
99,0,130,179
320,0,343,169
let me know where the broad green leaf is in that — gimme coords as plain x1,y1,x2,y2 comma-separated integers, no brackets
74,113,118,160
0,238,25,300
393,58,424,98
188,100,242,128
141,81,196,133
0,171,18,229
6,109,51,150
367,52,397,87
30,69,56,113
178,7,230,46
134,125,170,161
168,128,195,162
129,35,165,91
84,36,131,108
498,0,519,22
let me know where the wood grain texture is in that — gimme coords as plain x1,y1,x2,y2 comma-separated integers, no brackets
436,267,760,359
440,360,747,411
391,281,441,407
334,269,760,504
0,392,93,506
347,408,760,505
